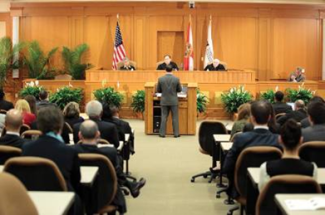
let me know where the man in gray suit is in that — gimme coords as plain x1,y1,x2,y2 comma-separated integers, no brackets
302,101,325,142
156,65,182,138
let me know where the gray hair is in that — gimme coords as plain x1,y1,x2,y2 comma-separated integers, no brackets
86,100,103,119
80,120,98,139
295,100,305,109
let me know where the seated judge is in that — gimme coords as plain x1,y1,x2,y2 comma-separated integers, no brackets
157,55,178,71
119,57,136,71
259,119,317,191
288,67,306,82
204,59,226,71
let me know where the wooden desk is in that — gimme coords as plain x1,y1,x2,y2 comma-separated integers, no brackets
275,194,325,215
29,191,75,215
221,142,233,152
144,82,197,135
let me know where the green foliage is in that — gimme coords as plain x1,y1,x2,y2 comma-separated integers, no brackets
131,90,145,113
62,44,92,80
93,87,124,108
19,82,44,100
0,37,24,88
24,41,58,79
49,87,83,110
221,85,253,114
197,89,209,113
286,84,314,104
261,89,275,104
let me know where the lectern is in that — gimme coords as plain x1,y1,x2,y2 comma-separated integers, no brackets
144,82,197,135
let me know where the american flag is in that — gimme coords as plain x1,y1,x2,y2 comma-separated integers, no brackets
112,21,126,70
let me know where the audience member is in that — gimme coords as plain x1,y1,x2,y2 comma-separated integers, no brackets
14,99,36,126
74,120,146,214
302,101,325,142
24,95,37,116
22,106,81,191
63,102,84,128
301,96,325,128
277,100,307,125
259,119,317,191
266,102,281,134
272,91,292,115
37,90,56,110
223,100,280,198
0,110,26,148
230,103,251,138
0,89,14,111
73,101,119,147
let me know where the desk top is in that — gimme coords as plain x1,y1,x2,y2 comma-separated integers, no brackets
248,168,325,186
213,134,231,142
221,142,233,152
275,194,325,215
29,191,75,215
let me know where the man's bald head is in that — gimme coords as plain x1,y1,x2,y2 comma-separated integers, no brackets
5,109,23,132
295,100,305,110
79,120,100,143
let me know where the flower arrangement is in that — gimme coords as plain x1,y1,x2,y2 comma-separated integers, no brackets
19,81,44,100
286,83,314,104
221,85,253,113
93,87,124,108
49,85,83,109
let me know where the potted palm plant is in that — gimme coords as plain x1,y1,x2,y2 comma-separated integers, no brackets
0,37,24,89
197,89,209,117
23,41,58,80
131,90,145,119
93,87,124,108
49,86,83,109
62,44,92,80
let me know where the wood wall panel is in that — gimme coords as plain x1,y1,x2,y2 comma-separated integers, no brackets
9,2,325,81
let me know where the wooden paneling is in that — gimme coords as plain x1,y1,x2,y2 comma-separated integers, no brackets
10,2,325,81
0,12,11,37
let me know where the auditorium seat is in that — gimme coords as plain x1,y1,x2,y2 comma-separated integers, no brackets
299,141,325,167
0,145,21,165
256,175,321,215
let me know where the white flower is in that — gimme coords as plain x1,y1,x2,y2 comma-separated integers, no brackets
230,88,234,93
275,86,279,91
30,81,35,87
35,80,39,86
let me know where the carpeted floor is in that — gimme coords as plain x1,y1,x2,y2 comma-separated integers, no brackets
124,119,239,215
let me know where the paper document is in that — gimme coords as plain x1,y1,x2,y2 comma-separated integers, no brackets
285,198,325,211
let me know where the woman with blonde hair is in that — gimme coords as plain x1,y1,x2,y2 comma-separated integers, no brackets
230,103,251,138
63,102,84,128
15,99,36,126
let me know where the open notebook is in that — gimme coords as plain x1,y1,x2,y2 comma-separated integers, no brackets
285,197,325,210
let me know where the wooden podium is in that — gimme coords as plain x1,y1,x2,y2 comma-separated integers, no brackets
144,82,197,135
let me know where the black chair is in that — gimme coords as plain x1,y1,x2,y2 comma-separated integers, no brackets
256,175,322,215
191,121,227,183
299,141,325,167
79,153,118,215
228,146,283,215
0,145,21,165
4,157,67,191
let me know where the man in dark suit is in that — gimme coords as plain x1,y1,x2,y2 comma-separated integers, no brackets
302,101,325,142
157,65,182,138
272,91,293,115
223,101,280,198
22,106,81,190
157,55,179,71
0,90,14,111
36,90,56,110
73,100,120,148
277,100,307,125
0,109,26,148
204,59,226,71
300,96,325,128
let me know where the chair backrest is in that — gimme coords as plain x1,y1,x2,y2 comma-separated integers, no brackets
4,157,67,191
256,175,322,215
98,138,111,145
198,121,227,157
0,173,38,215
299,141,325,167
0,145,21,165
1,124,31,137
78,153,117,211
275,113,286,120
21,130,42,140
235,146,282,198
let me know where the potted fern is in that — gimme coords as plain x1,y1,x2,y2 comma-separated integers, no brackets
49,86,83,109
0,37,24,89
62,44,92,80
197,89,209,116
221,85,253,117
19,81,44,100
23,41,58,80
286,84,314,104
93,87,124,108
131,90,145,119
